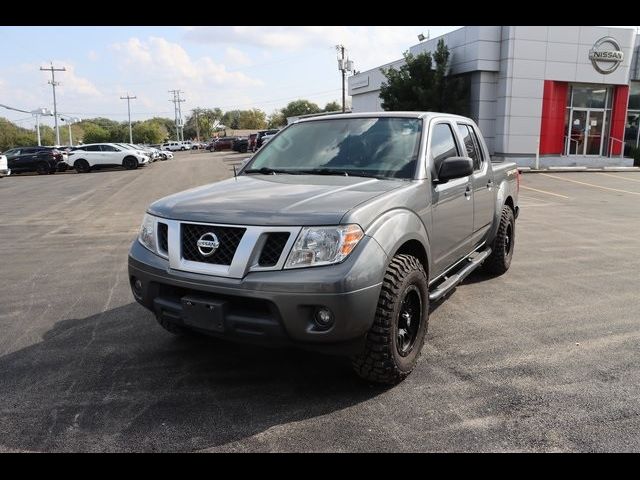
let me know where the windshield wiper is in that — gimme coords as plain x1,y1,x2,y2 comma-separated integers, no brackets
244,167,292,175
298,168,351,176
300,168,392,179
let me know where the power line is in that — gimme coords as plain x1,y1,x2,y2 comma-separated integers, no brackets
120,93,137,143
40,62,66,145
0,103,32,114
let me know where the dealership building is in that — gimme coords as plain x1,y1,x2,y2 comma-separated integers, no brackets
348,26,640,167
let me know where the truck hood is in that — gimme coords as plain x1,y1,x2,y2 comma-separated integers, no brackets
148,174,406,225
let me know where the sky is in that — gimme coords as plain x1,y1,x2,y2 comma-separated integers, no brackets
1,26,638,131
0,26,461,129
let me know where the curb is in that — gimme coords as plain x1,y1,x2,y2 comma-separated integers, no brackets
519,167,640,173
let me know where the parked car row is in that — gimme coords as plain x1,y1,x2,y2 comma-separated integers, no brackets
214,129,281,154
0,153,10,177
159,140,206,152
0,141,178,176
0,146,68,175
206,137,240,152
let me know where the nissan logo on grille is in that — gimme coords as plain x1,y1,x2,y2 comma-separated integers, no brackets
589,37,624,74
196,232,220,257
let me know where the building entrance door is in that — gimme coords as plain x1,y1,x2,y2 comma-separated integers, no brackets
567,109,606,156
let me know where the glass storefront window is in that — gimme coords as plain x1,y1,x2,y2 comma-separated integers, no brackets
629,82,640,111
564,85,613,155
570,86,609,109
625,111,640,150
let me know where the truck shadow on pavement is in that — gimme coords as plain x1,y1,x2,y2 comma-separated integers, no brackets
0,303,381,452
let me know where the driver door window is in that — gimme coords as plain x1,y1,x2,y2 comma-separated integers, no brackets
430,123,460,177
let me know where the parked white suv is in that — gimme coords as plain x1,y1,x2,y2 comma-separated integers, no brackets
161,141,186,152
0,153,10,177
67,143,149,173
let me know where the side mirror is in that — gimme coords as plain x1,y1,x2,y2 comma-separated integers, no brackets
436,156,473,183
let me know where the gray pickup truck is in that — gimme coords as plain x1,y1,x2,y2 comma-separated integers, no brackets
128,112,519,384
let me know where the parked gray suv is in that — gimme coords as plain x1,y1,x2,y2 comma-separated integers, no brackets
128,112,519,384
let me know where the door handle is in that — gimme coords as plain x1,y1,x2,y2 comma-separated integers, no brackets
464,185,472,198
487,180,494,189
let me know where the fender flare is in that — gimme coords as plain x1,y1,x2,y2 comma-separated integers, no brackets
365,208,432,275
489,180,513,240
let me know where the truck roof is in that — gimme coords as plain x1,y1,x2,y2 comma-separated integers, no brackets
296,111,471,123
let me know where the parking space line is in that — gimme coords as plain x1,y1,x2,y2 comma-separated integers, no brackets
520,185,569,199
597,172,640,184
540,173,640,196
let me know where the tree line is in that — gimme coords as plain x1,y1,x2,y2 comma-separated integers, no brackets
0,99,341,151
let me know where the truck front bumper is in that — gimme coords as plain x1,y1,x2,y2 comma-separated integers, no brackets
128,237,387,354
0,168,10,177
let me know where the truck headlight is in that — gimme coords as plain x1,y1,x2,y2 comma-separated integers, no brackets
284,224,364,269
138,213,157,253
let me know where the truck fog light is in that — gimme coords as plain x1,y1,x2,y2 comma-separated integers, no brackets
131,277,143,298
314,307,334,329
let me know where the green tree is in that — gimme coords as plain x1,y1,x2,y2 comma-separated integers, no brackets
267,110,286,128
238,109,267,129
184,108,223,140
148,117,176,135
280,99,321,120
379,39,469,115
0,117,37,150
222,110,242,129
324,101,341,112
39,125,56,146
81,122,110,143
132,121,165,144
108,123,129,143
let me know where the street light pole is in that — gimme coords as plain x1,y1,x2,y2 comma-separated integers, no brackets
36,114,42,146
31,108,52,146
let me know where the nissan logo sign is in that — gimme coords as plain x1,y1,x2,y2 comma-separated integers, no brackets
196,232,220,257
589,37,624,74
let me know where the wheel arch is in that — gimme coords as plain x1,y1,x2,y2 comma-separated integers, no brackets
366,209,431,278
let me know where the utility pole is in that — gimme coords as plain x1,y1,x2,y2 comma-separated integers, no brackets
193,108,200,142
336,45,354,113
120,93,137,143
40,63,66,145
177,92,185,141
168,90,185,141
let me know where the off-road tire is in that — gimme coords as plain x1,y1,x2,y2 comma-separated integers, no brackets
74,159,90,173
484,206,515,276
352,254,429,385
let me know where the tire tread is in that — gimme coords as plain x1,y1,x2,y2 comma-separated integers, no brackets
352,254,428,385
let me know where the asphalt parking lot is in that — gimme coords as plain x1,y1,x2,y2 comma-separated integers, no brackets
0,152,639,452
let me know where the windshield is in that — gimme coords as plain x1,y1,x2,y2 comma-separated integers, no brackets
245,117,422,179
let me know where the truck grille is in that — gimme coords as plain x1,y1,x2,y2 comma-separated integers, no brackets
258,232,290,267
181,223,246,265
158,222,168,254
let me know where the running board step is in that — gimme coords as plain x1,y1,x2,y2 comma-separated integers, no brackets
428,248,492,302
